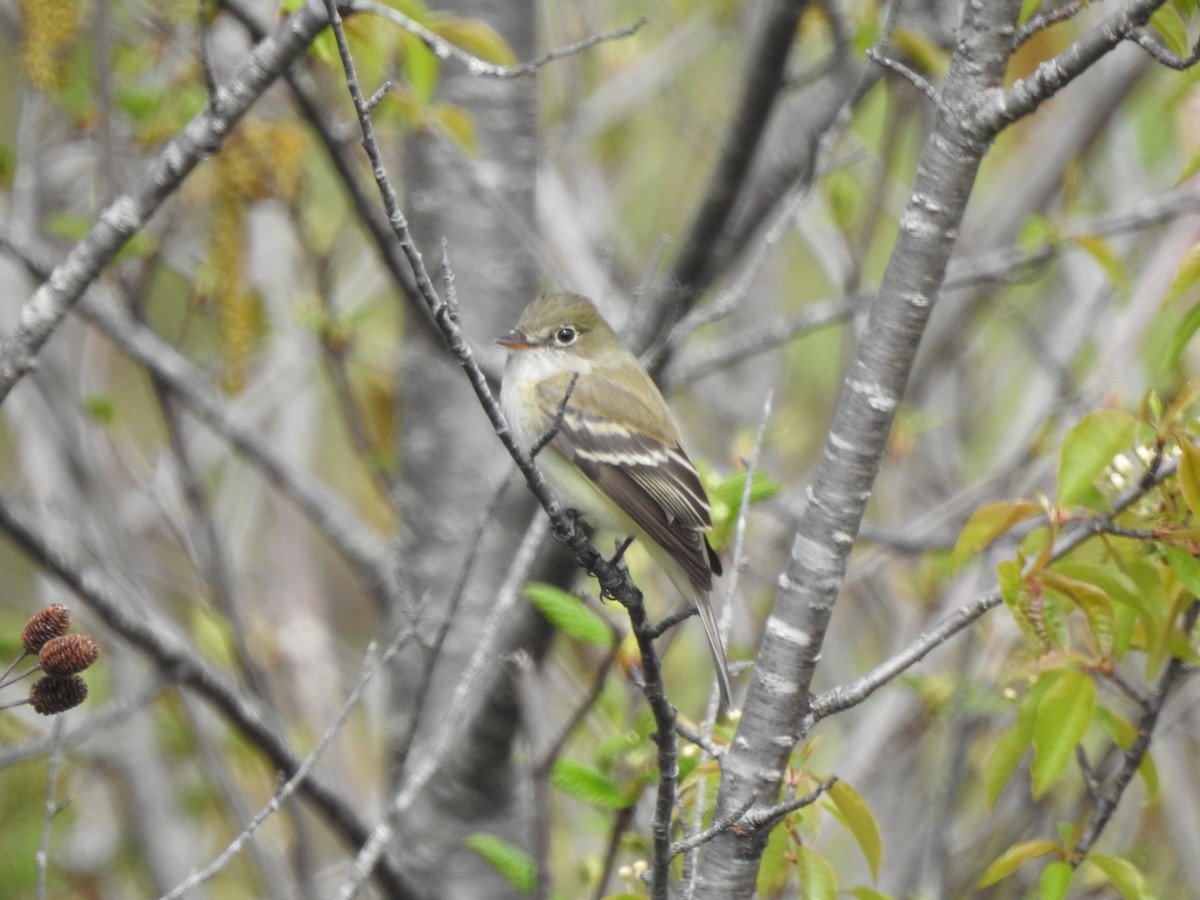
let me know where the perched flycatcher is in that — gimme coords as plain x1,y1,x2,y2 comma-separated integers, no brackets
497,292,733,707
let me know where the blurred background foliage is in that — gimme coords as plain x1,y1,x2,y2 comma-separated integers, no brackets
1,0,1199,897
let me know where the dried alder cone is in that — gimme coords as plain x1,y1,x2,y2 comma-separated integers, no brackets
39,634,101,676
21,603,71,654
29,675,89,715
1,605,100,716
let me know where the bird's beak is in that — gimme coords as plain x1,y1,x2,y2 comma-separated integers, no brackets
495,329,533,350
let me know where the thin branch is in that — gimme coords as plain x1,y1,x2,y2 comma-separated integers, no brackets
708,388,774,710
1073,601,1200,861
648,606,698,640
1014,1,1088,48
0,679,169,769
349,1,646,79
533,642,620,778
1127,26,1200,69
866,47,942,108
738,777,838,831
978,0,1168,137
388,468,528,773
35,718,65,900
531,373,580,459
591,805,637,900
665,300,859,391
943,184,1200,291
628,604,681,897
157,630,414,900
1105,666,1154,710
647,179,812,370
1075,745,1102,804
810,452,1181,720
670,795,756,859
674,720,724,760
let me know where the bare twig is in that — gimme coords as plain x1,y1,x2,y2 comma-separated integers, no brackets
350,1,645,79
533,641,620,778
531,373,580,459
1014,1,1088,48
866,47,942,107
1073,601,1200,861
35,719,65,900
665,300,859,390
675,719,724,760
157,629,415,899
739,777,838,831
979,0,1168,135
670,795,756,859
1127,27,1200,69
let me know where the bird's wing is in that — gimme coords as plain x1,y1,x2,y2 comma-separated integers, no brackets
536,370,721,590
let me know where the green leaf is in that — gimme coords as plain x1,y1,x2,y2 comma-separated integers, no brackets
400,29,440,103
846,888,893,900
828,780,883,880
999,559,1051,650
1176,141,1200,186
1040,860,1073,900
550,759,630,810
81,394,119,425
464,834,535,894
977,839,1059,888
797,846,838,900
1165,544,1200,598
953,500,1042,564
1164,243,1200,301
1040,571,1116,657
1052,560,1161,658
524,583,613,648
1018,0,1043,26
711,469,782,512
1149,6,1191,58
431,16,519,65
755,817,792,896
1086,854,1153,900
985,722,1030,808
1162,301,1200,376
1056,410,1138,508
1017,212,1060,255
1031,669,1095,797
1176,438,1200,522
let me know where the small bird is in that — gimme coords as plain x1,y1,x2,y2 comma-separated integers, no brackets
497,292,733,707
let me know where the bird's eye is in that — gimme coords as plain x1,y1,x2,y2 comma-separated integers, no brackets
555,327,577,345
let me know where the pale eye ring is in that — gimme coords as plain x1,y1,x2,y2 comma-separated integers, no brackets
555,327,577,345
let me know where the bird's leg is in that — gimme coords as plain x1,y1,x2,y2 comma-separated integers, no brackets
530,372,580,458
551,506,587,543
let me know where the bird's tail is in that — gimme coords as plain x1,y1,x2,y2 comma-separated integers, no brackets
690,585,733,709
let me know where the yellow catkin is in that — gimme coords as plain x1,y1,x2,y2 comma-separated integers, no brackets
205,120,309,392
18,0,82,91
